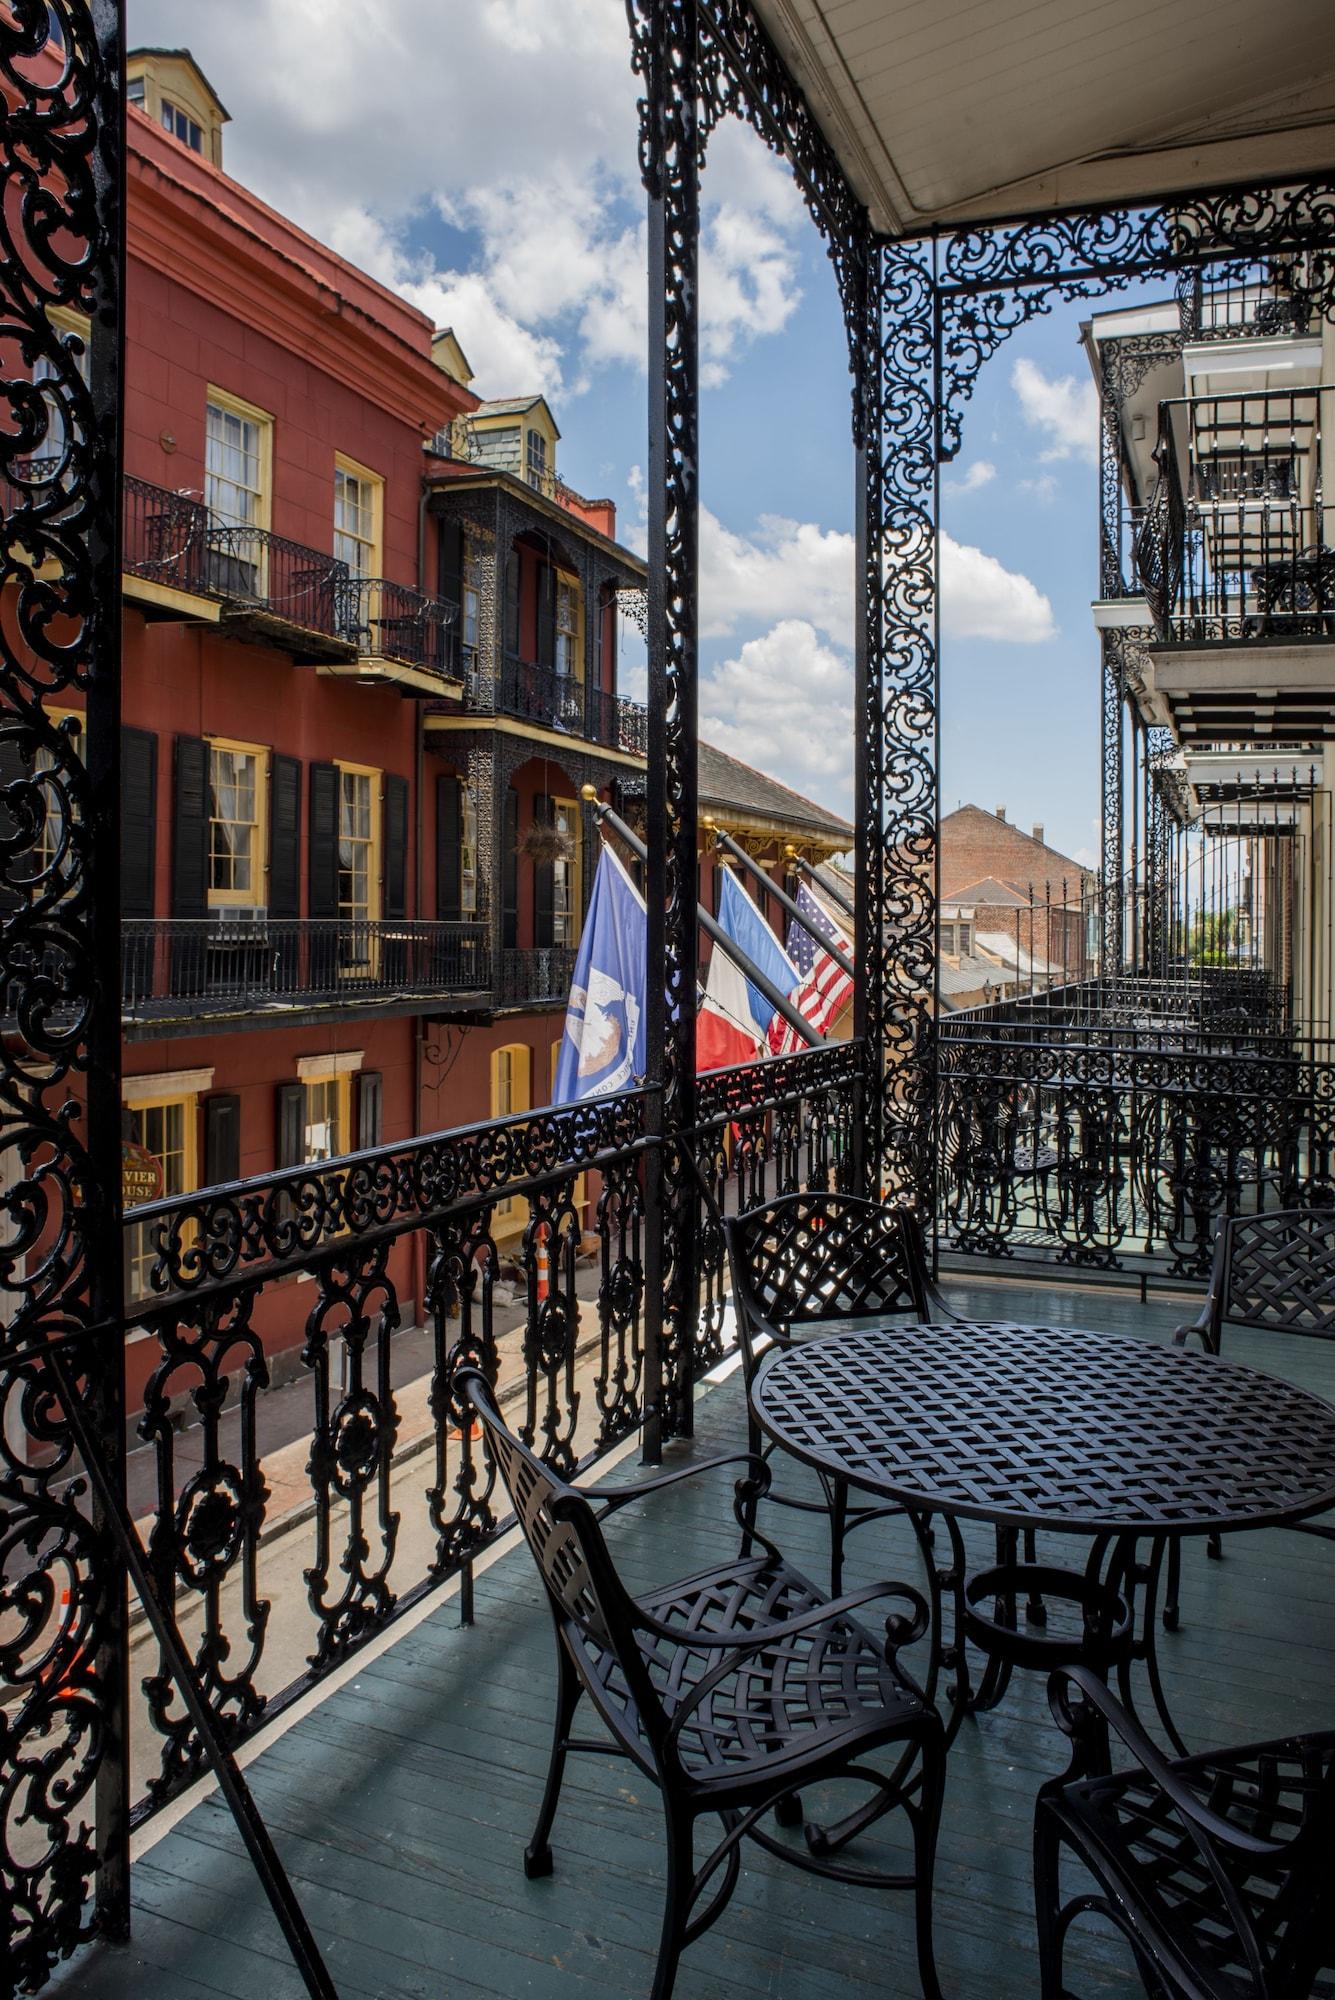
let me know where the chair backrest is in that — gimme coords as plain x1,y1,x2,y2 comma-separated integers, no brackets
724,1192,931,1376
1216,1208,1335,1341
457,1368,667,1746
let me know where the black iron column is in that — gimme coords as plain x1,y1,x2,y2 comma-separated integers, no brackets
630,0,700,1449
870,236,938,1212
0,1,129,1982
1101,632,1125,974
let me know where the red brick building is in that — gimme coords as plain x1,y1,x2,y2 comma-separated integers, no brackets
940,804,1094,987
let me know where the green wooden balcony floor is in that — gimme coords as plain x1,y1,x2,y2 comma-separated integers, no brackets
58,1274,1335,2000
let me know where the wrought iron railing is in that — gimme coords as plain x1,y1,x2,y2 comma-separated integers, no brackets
1176,265,1317,342
586,683,649,754
122,475,212,596
121,917,491,1018
496,654,585,732
937,980,1333,1277
334,577,459,679
202,523,351,642
1135,390,1334,641
497,944,578,1007
82,1045,858,1832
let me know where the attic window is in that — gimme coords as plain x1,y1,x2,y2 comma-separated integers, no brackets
161,99,203,153
525,428,547,491
128,75,145,107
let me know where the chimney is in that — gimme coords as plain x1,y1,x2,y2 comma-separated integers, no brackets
995,805,1006,822
1032,822,1044,845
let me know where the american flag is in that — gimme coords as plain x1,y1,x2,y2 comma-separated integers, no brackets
768,880,854,1053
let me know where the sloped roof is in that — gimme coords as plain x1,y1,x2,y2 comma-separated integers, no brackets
698,741,853,842
939,953,1010,996
942,876,1028,909
474,396,561,436
975,932,1056,976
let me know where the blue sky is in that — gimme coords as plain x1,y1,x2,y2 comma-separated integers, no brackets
131,0,1170,865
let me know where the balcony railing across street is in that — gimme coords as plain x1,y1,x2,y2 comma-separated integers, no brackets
123,478,455,670
121,916,491,1016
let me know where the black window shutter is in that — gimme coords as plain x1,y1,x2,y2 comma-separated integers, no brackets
536,564,555,669
436,773,461,921
269,754,301,918
502,787,519,949
383,773,408,919
120,727,157,919
308,762,339,919
503,550,520,656
276,1081,305,1170
533,794,555,948
0,729,32,910
204,1092,241,1186
171,733,208,919
437,518,463,611
358,1070,383,1152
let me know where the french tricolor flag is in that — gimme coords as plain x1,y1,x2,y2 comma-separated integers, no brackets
696,869,799,1072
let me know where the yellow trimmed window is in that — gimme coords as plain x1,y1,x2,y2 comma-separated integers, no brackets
555,575,581,680
333,456,383,579
126,1091,198,1302
207,739,268,907
303,1074,351,1164
33,306,90,479
491,1043,531,1226
337,763,380,924
551,797,582,948
205,391,271,536
461,537,481,670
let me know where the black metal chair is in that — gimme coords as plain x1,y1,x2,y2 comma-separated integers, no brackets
1163,1208,1335,1626
1034,1666,1335,1998
724,1192,960,1592
458,1366,946,2000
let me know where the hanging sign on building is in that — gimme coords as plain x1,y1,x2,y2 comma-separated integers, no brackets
122,1138,165,1206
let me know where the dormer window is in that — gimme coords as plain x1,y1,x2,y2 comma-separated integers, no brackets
525,428,547,491
161,98,203,152
128,75,145,107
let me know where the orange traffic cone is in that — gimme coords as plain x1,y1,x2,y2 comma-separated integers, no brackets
534,1234,550,1303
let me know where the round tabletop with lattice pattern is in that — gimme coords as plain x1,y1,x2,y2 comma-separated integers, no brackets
750,1321,1335,1539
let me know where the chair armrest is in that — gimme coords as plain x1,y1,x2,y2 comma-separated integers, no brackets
1049,1668,1291,1860
1172,1304,1215,1351
585,1452,771,1519
661,1580,930,1749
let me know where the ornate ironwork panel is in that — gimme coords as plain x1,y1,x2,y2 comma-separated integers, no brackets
629,0,702,1443
869,237,937,1205
0,2,127,1985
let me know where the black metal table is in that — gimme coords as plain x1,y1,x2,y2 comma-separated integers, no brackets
751,1319,1335,1757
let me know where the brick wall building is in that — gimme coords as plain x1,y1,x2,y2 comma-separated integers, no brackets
941,804,1094,986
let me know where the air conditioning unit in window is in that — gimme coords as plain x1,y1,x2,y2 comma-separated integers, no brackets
212,906,270,941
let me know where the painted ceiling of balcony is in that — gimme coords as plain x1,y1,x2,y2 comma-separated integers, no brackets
752,0,1335,231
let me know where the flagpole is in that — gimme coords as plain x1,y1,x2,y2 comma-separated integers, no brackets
580,788,820,1048
705,821,856,983
784,843,855,922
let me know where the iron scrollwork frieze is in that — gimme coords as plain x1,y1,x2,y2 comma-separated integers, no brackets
0,0,128,1986
937,182,1335,462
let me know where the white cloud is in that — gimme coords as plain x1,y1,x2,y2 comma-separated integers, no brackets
1012,357,1098,464
129,0,805,398
702,509,854,648
940,532,1056,642
695,504,1053,652
701,621,854,814
944,459,996,495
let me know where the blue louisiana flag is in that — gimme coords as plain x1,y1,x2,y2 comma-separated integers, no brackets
554,844,648,1103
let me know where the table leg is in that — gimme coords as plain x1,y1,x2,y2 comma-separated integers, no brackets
1108,1531,1189,1759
